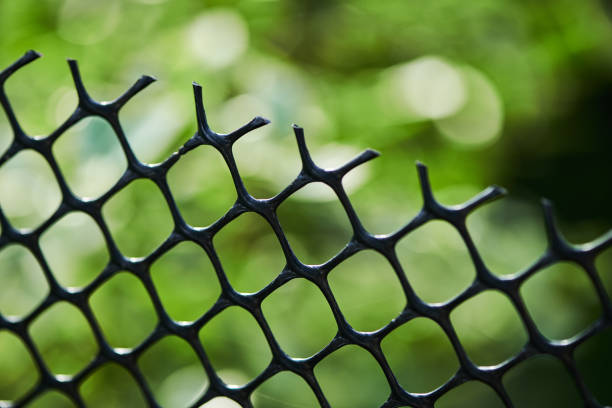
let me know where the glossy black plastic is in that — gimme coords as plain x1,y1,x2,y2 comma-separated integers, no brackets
0,51,610,408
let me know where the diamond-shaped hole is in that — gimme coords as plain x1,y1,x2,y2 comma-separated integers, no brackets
167,145,236,227
251,372,318,407
4,57,75,137
397,220,474,303
314,345,389,408
0,150,61,229
306,142,373,209
199,306,271,386
382,317,458,393
80,363,147,408
139,335,207,408
451,290,527,366
232,108,300,199
102,179,174,258
521,261,601,340
120,86,189,165
0,244,49,318
596,247,612,299
151,241,219,322
435,381,505,408
40,212,108,288
503,355,582,408
29,301,97,375
262,278,336,358
0,330,39,401
53,117,126,199
349,180,420,237
90,272,157,348
575,327,612,405
28,391,75,408
467,199,546,276
214,212,285,293
276,182,353,265
201,397,241,408
329,250,405,332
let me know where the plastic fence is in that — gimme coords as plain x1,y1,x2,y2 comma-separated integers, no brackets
1,50,611,408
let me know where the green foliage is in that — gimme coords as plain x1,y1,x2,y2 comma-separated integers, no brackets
0,0,610,406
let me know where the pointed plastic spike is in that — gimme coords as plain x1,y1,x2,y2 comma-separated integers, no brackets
142,74,157,84
336,148,380,176
67,58,90,102
192,82,211,135
227,115,271,143
292,124,304,137
23,49,42,60
292,124,316,170
356,148,380,162
492,185,508,196
576,226,612,257
460,184,508,214
113,75,157,109
541,198,569,255
251,116,270,127
589,229,612,255
134,75,157,91
541,198,556,237
0,50,42,82
416,160,427,174
416,161,435,205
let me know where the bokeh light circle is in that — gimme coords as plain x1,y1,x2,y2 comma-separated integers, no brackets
435,67,504,148
393,56,467,119
187,9,249,70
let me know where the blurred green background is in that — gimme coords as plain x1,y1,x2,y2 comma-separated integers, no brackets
0,0,611,407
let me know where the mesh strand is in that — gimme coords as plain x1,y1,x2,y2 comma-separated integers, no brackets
0,50,611,408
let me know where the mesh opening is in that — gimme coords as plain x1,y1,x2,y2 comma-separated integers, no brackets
0,50,611,407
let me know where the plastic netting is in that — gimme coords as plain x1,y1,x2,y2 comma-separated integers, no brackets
0,50,611,408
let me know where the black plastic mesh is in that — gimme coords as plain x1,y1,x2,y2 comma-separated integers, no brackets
1,50,611,408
